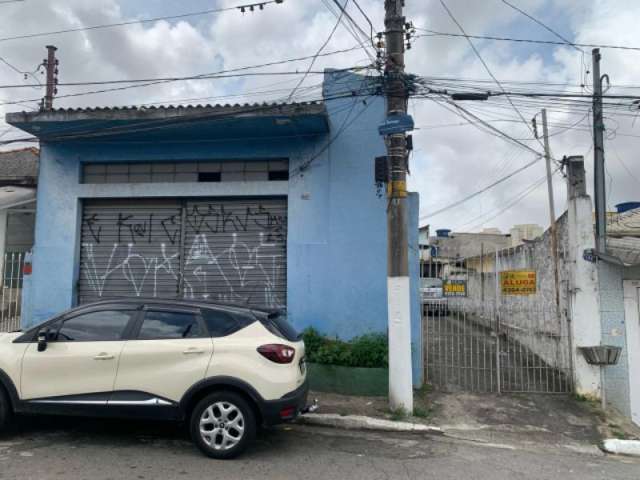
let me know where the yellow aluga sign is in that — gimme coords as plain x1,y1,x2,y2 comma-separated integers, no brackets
500,270,537,295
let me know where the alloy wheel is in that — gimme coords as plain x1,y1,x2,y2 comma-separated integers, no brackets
199,401,245,451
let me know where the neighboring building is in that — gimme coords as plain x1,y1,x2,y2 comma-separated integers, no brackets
607,203,640,238
509,223,543,246
0,147,38,257
6,70,423,383
419,227,511,278
0,147,38,331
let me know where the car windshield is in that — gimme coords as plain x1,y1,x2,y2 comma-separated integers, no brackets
421,278,443,288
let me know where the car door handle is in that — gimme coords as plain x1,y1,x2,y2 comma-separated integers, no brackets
182,348,205,355
94,353,115,360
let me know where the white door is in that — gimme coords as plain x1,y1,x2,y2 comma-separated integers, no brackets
20,309,136,400
623,280,640,427
113,308,213,403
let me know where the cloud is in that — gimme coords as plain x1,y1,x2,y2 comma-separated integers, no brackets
0,0,638,235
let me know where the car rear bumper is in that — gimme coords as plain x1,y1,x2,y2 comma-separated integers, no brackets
260,379,309,426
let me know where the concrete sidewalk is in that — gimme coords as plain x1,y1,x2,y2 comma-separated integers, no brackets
302,389,640,455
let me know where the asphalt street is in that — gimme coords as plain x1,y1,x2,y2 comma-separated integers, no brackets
0,416,638,479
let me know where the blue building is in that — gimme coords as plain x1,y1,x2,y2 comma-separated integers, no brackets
7,70,422,383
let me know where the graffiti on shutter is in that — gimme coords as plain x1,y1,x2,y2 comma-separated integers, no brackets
182,198,287,309
78,197,287,310
78,200,182,303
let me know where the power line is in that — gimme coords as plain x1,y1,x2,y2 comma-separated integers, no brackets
419,154,543,221
287,0,348,101
415,29,640,52
0,46,369,107
438,0,545,154
433,96,545,157
322,0,375,61
0,1,282,44
0,69,348,90
500,0,583,53
465,174,550,231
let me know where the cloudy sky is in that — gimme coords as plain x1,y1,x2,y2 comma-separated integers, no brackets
0,0,638,234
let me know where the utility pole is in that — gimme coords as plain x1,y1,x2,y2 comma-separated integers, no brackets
592,48,607,252
384,0,413,413
541,109,560,311
42,45,58,111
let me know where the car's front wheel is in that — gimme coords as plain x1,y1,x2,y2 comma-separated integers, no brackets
190,391,256,459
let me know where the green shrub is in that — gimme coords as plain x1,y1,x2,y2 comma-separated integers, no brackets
302,327,388,368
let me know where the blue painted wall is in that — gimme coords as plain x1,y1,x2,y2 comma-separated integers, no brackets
21,70,422,384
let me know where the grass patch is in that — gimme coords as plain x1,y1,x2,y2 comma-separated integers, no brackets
389,408,408,421
413,406,432,419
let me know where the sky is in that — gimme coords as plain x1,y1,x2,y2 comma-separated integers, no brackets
0,0,639,234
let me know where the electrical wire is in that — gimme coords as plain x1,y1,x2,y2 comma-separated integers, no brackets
438,0,545,154
414,29,640,52
500,0,583,53
287,0,348,102
322,0,375,62
0,1,282,44
0,46,370,107
419,154,543,221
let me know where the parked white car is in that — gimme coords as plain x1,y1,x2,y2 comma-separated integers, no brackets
420,278,448,315
0,299,308,459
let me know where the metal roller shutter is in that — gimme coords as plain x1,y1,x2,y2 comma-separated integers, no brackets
182,198,287,309
78,197,287,309
78,199,183,303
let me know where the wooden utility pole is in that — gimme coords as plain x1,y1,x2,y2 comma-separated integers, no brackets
541,109,560,311
384,0,413,412
42,45,58,111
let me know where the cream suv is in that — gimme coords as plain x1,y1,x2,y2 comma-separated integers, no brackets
0,299,308,459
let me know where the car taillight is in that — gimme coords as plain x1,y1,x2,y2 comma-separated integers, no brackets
257,344,295,364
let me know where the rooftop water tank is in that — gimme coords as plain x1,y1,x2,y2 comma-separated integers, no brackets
615,202,640,213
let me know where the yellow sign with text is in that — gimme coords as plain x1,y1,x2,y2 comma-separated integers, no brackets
500,270,537,295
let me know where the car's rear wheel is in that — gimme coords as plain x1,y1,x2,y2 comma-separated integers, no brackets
190,391,256,459
0,387,12,435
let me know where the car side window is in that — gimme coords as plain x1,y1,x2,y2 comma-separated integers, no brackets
138,311,202,340
201,309,240,337
56,310,134,342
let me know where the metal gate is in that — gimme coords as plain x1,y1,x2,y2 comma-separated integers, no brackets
422,248,573,394
79,197,287,309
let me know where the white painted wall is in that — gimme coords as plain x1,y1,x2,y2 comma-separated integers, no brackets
567,195,602,397
623,280,640,427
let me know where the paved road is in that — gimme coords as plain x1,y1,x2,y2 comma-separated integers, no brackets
0,416,638,479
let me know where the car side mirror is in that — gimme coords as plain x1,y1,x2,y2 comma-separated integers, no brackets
37,329,48,352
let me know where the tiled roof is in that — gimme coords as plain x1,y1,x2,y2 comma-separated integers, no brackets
0,147,39,184
40,101,323,113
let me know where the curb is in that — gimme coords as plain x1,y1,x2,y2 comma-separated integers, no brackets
601,439,640,457
297,413,443,434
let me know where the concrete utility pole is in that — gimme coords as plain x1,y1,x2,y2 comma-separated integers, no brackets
42,45,58,111
384,0,413,413
541,109,560,310
592,48,607,252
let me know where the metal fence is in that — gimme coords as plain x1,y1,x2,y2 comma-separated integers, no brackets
422,244,573,394
0,252,25,333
